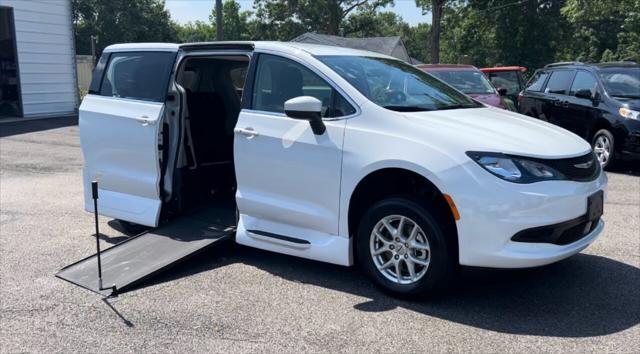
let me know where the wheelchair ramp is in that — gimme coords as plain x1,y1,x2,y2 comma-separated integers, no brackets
57,206,235,297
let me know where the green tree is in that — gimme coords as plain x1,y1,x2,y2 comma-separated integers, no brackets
560,0,639,62
209,0,253,40
176,21,216,43
249,0,393,40
415,0,457,63
344,8,431,62
72,0,178,54
438,0,567,70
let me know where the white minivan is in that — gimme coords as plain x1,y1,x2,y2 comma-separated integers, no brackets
80,42,607,296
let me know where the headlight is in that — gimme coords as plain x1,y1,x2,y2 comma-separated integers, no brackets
466,151,566,183
619,107,639,120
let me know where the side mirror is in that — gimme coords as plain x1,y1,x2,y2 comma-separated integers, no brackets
284,96,326,135
496,87,507,96
575,89,594,100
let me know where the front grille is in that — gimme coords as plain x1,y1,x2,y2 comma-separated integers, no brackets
525,152,600,182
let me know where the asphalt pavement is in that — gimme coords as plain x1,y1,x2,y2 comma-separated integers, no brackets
0,118,638,353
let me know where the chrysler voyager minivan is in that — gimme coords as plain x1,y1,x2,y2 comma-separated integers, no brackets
79,42,607,296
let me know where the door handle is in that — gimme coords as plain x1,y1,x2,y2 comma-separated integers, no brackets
234,127,259,138
135,116,155,126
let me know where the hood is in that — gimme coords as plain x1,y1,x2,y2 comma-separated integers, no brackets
468,93,504,109
402,107,592,159
620,98,640,111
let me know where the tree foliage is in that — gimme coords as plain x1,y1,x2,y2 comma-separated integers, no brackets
72,0,178,54
559,0,639,62
73,0,640,69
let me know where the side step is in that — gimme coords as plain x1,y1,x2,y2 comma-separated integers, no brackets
56,213,234,297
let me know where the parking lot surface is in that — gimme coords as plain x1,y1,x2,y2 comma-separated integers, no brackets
1,119,638,353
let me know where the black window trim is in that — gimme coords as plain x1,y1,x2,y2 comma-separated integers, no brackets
88,52,110,95
96,50,178,103
244,51,360,121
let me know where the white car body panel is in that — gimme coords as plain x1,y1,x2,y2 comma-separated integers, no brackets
80,95,164,227
80,41,608,270
233,110,348,264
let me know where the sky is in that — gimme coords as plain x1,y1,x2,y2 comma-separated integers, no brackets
164,0,431,26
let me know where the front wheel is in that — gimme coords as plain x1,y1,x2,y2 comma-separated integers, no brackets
592,129,615,170
356,197,454,297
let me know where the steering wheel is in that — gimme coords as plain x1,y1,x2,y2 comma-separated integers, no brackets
385,90,407,104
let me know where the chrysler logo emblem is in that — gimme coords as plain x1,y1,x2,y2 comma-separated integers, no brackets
574,160,594,169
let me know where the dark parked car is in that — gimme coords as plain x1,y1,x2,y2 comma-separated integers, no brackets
417,64,509,110
480,66,527,109
518,61,640,169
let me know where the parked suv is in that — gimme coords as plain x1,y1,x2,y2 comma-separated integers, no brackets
518,62,640,169
80,42,606,296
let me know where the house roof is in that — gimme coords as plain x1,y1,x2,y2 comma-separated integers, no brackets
291,32,417,63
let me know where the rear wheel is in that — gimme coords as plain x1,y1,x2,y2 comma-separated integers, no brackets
356,197,453,297
592,129,615,170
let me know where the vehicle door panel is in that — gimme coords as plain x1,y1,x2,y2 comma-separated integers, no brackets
234,53,348,238
234,112,345,235
542,70,575,129
79,50,176,227
563,71,601,139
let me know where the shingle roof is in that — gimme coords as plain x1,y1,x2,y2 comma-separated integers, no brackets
291,32,418,63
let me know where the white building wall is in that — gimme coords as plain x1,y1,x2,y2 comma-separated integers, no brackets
0,0,77,117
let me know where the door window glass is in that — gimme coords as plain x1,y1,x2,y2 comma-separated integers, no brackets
525,71,548,92
569,71,598,95
100,52,175,102
544,70,574,95
488,71,520,95
252,54,354,118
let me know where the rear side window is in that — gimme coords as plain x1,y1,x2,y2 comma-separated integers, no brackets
525,71,549,92
544,70,574,95
569,71,598,95
99,52,175,102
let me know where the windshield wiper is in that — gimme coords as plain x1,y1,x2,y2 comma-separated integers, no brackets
383,105,433,112
612,94,640,99
436,104,480,111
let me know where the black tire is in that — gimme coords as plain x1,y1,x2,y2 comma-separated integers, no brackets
117,219,149,235
355,196,454,298
592,129,615,171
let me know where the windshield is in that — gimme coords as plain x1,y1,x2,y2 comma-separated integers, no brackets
317,56,482,112
429,70,496,95
598,67,640,98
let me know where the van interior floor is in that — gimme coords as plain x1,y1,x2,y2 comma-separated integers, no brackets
56,198,237,297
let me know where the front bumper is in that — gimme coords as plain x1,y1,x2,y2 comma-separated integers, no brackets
443,161,608,268
621,131,640,156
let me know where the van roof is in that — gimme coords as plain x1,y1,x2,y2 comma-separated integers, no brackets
103,41,396,60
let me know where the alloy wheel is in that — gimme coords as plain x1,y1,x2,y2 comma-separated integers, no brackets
593,134,611,166
369,215,430,285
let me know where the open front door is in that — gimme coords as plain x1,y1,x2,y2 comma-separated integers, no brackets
79,50,177,227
